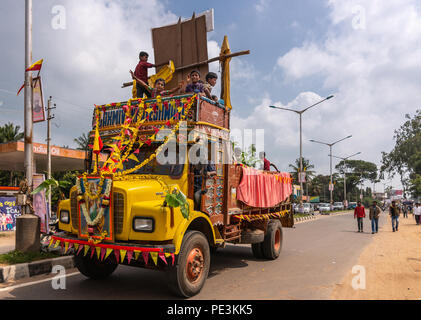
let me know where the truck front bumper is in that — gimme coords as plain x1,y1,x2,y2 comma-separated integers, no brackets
50,232,176,265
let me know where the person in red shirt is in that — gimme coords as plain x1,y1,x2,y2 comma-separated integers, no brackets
354,201,366,233
134,51,168,99
259,152,279,172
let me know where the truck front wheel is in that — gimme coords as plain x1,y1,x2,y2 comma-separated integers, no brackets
261,220,283,260
167,231,210,297
74,254,118,280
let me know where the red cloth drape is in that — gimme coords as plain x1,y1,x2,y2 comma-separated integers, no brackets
236,166,292,208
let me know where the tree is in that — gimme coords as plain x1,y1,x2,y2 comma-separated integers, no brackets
0,122,24,185
0,122,24,143
288,157,315,182
381,110,421,198
74,132,91,151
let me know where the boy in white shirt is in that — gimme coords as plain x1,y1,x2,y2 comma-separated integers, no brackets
414,203,421,225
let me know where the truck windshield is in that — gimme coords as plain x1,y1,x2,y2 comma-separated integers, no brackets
120,144,185,177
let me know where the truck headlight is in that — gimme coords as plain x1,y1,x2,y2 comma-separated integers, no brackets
133,217,154,232
60,210,70,224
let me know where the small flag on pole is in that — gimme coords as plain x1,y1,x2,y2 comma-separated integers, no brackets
25,59,43,72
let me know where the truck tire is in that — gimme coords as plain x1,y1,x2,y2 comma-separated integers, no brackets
261,220,283,260
251,243,264,259
166,231,210,297
74,254,118,280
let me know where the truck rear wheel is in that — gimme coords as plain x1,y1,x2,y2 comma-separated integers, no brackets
261,220,283,260
166,231,210,297
74,254,118,280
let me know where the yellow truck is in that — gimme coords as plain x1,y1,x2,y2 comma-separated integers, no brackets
53,92,294,297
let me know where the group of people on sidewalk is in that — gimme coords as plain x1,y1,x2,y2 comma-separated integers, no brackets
353,200,421,234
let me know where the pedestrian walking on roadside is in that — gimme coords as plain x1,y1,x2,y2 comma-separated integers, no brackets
354,201,366,233
369,200,382,234
413,202,421,225
403,205,408,218
390,200,400,232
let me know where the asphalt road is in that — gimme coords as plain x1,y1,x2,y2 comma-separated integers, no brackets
0,211,384,300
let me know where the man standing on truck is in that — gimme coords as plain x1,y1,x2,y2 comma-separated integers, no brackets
258,152,279,172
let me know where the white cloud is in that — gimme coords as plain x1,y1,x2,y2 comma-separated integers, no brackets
235,0,421,190
255,0,271,13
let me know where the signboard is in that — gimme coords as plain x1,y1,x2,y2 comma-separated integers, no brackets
33,174,49,233
0,197,21,231
32,77,45,123
97,98,190,130
298,172,306,183
329,183,334,191
310,196,320,203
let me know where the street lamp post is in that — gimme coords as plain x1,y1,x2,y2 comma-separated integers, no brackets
269,95,334,207
330,152,362,208
309,135,352,208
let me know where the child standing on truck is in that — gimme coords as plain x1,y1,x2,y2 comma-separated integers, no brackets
130,71,184,98
134,51,168,98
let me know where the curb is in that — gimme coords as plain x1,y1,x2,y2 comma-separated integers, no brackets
0,255,75,284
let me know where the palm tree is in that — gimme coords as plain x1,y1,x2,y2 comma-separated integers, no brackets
0,122,24,185
74,132,91,151
288,157,315,182
0,122,24,143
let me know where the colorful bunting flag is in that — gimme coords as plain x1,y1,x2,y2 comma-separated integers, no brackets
83,245,90,256
142,252,149,265
127,251,133,264
150,252,158,266
114,249,120,263
96,247,101,260
158,253,167,265
120,250,127,263
134,251,140,261
105,248,113,260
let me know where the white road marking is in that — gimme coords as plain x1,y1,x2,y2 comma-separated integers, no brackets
0,271,80,292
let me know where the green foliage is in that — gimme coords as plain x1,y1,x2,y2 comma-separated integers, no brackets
74,132,91,151
289,157,315,182
381,110,421,197
0,250,58,265
165,189,190,219
0,122,24,143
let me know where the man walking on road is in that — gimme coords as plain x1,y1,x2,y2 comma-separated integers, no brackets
414,202,421,225
369,200,381,234
354,201,366,233
390,201,400,232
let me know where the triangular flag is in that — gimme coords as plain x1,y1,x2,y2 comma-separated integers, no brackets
93,122,103,155
64,242,69,254
96,247,101,260
90,246,95,258
53,240,60,248
25,58,43,72
68,242,74,253
77,244,83,255
128,154,139,162
134,251,140,261
48,238,54,248
100,247,107,261
142,252,149,265
120,250,127,263
114,249,120,263
150,252,158,266
158,253,167,265
127,251,133,264
134,148,140,154
105,248,113,260
83,245,90,256
171,253,175,265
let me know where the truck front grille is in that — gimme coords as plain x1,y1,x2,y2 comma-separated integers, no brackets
70,190,79,230
113,192,125,234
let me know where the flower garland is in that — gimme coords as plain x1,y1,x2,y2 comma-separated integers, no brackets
77,176,112,226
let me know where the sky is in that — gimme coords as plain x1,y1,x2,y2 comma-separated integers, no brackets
1,0,420,192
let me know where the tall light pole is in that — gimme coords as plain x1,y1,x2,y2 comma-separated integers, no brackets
330,152,361,208
310,135,352,208
24,0,34,188
269,95,334,206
